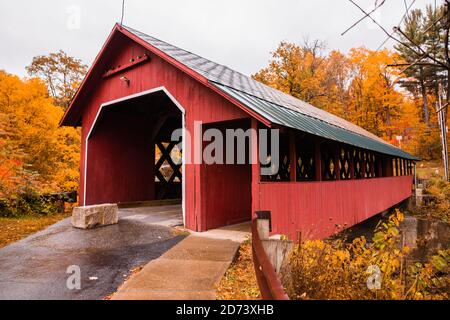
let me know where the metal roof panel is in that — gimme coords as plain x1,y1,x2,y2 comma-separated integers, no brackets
122,25,417,160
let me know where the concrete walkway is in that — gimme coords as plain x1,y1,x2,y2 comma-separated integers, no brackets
112,222,251,300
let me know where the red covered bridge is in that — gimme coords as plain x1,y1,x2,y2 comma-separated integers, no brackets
61,24,417,240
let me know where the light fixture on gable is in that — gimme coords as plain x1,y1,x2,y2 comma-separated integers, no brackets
120,76,130,85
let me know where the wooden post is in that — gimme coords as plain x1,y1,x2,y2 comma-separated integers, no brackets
289,131,297,182
335,146,341,180
395,158,399,177
314,137,322,181
362,151,367,179
370,154,375,178
377,155,383,177
349,149,355,179
251,119,260,218
388,157,393,177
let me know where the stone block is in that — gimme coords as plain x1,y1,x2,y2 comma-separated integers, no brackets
72,204,118,229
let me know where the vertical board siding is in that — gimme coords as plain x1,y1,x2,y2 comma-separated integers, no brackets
76,30,414,235
200,120,252,231
80,33,249,231
87,110,155,204
259,176,413,240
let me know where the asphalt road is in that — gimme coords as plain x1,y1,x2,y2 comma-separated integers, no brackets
0,206,185,300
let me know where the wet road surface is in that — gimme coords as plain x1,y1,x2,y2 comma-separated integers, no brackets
0,205,185,300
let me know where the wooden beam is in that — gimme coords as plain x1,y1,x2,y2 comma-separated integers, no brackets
362,151,367,179
251,119,260,217
370,154,375,178
335,145,341,180
314,137,322,181
289,131,297,182
102,54,150,78
349,149,355,179
377,154,383,177
395,158,399,177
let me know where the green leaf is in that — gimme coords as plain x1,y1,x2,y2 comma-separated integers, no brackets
431,255,448,272
372,232,385,243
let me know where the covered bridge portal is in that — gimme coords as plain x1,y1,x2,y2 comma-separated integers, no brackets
61,24,417,240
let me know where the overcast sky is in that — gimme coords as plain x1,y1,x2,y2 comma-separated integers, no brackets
0,0,438,78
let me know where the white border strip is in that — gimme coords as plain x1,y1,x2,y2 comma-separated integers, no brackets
84,86,187,226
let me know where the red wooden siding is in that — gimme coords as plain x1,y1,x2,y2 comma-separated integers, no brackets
70,25,416,236
258,176,413,240
79,31,250,231
201,163,251,230
200,120,252,230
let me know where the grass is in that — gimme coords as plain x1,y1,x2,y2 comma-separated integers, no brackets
216,240,261,300
416,160,445,180
0,213,70,248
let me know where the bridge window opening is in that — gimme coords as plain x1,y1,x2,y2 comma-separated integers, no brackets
393,158,398,176
295,135,315,181
260,129,413,183
260,131,290,182
339,147,352,180
320,142,338,181
354,149,363,179
152,110,183,201
155,138,182,200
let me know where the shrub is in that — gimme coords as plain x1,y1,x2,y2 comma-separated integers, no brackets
281,211,449,300
422,177,450,222
0,193,61,218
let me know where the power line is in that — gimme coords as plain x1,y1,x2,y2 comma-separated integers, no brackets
376,0,416,51
345,0,447,69
341,0,386,36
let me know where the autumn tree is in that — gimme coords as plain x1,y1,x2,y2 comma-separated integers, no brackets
253,40,350,116
0,71,80,198
26,50,87,109
394,5,447,126
392,4,447,159
253,41,427,157
346,48,406,138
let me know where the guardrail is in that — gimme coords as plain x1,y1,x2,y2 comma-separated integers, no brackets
251,216,290,300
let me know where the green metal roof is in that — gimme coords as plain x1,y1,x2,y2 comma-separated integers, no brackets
214,83,418,160
121,26,417,161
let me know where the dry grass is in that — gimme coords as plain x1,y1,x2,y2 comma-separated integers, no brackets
421,177,450,222
0,213,70,248
416,160,445,180
216,240,261,300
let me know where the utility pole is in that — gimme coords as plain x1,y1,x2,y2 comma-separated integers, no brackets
437,82,449,181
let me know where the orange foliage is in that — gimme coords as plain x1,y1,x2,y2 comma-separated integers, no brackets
253,44,440,159
0,71,80,198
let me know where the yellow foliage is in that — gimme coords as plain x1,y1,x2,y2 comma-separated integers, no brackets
420,177,450,222
216,240,261,300
0,71,80,198
253,44,441,160
282,211,449,300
